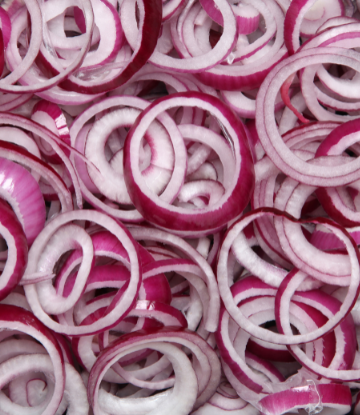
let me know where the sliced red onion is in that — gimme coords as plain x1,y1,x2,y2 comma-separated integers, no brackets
216,280,354,407
222,88,285,119
0,140,73,212
217,208,360,345
259,383,351,415
31,100,71,163
278,91,307,134
124,91,254,235
70,96,151,222
0,291,31,311
216,296,283,404
0,113,81,206
198,0,286,91
0,157,45,244
256,47,360,186
230,0,279,63
161,0,187,20
284,0,344,55
0,304,65,415
88,328,221,414
0,125,41,162
193,381,259,415
3,0,42,86
0,353,89,415
24,210,141,336
3,0,95,94
73,123,100,194
0,92,33,112
142,258,210,331
247,336,294,363
0,7,11,48
60,0,162,94
84,102,182,206
273,178,354,285
121,0,236,73
2,0,360,412
30,224,94,314
199,0,225,25
275,269,360,381
221,210,290,288
43,0,124,71
314,118,360,226
252,156,292,269
0,198,27,301
277,277,356,371
129,225,219,332
235,4,260,35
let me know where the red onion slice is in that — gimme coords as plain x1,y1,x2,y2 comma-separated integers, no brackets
122,0,236,73
0,157,45,244
0,199,27,301
31,100,71,164
0,304,65,415
259,383,351,415
60,0,162,94
3,0,95,94
284,0,344,55
256,47,360,186
88,328,221,414
24,210,141,336
124,91,254,235
217,208,360,345
129,225,219,332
